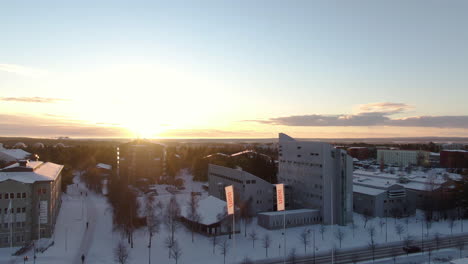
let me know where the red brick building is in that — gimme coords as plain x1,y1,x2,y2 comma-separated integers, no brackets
347,147,369,160
440,150,468,168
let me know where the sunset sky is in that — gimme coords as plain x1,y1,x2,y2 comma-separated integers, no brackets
1,0,468,139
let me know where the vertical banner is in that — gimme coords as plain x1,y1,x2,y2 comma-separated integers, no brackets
225,185,234,215
275,184,285,211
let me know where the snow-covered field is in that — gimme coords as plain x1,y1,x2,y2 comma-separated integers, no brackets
2,170,468,264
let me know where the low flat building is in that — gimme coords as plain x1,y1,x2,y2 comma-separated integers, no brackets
180,195,240,236
0,160,63,247
257,209,321,230
0,144,31,166
440,150,468,169
208,164,278,214
377,149,429,167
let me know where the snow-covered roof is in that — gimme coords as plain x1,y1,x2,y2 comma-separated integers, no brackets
442,149,468,153
0,148,30,160
353,185,386,196
181,196,226,225
0,161,63,183
96,163,112,170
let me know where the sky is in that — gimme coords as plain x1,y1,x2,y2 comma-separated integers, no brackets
1,0,468,139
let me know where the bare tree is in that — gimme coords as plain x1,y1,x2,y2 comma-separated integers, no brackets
145,196,160,264
425,219,432,237
114,240,130,264
218,239,230,264
390,208,401,223
394,223,405,241
390,248,399,264
165,195,181,244
456,239,464,258
186,194,201,242
448,217,457,240
335,228,346,248
165,236,175,259
379,219,385,234
209,234,218,255
171,240,182,264
298,228,311,253
367,225,376,244
248,229,258,248
434,232,441,250
262,234,272,257
362,209,372,228
350,222,357,238
319,224,326,240
368,241,377,263
240,197,253,237
288,248,297,264
351,254,359,264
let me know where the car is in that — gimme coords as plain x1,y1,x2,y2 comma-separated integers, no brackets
402,246,421,254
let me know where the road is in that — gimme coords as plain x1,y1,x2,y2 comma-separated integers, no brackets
258,232,468,264
73,176,98,264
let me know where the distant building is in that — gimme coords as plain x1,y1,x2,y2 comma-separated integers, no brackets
278,133,353,225
208,164,280,214
0,160,63,247
440,150,468,169
441,143,465,150
180,195,240,236
377,149,429,167
0,144,31,165
118,140,166,183
347,147,370,160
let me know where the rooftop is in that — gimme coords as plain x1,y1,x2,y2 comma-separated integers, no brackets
181,195,227,225
258,208,319,216
0,161,63,183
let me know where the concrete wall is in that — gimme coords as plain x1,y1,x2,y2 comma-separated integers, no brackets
257,210,321,230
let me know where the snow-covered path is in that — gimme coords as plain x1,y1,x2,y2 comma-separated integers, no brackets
73,184,98,264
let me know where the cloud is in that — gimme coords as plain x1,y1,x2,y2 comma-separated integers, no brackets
247,102,468,128
0,97,69,103
0,64,47,77
0,114,128,137
158,129,272,138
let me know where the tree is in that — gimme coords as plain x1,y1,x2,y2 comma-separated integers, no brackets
218,239,229,264
394,223,405,241
319,224,326,240
248,229,258,248
379,219,385,234
425,219,432,237
389,208,402,223
367,225,376,244
298,228,311,253
350,222,357,238
240,256,253,264
165,195,181,244
335,228,345,248
165,236,175,259
114,240,130,264
240,197,254,237
145,195,160,264
171,240,182,264
403,235,414,256
434,232,441,250
368,241,377,263
186,194,201,243
457,239,465,258
209,234,218,255
288,248,297,264
390,248,399,264
362,210,372,228
448,216,457,240
262,234,272,257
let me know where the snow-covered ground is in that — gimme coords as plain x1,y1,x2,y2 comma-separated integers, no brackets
2,169,468,264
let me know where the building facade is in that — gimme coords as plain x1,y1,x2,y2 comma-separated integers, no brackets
208,164,278,214
118,140,166,183
377,150,429,167
277,133,353,225
0,160,63,247
257,209,320,230
440,150,468,169
347,147,370,160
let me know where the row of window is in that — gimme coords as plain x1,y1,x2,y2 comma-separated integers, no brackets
0,235,24,244
2,222,25,229
210,173,242,184
272,216,322,227
245,179,257,184
279,160,323,168
0,193,27,199
2,207,26,214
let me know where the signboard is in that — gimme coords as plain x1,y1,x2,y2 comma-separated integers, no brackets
275,184,285,211
225,185,234,215
39,201,48,224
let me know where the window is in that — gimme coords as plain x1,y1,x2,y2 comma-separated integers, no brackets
3,223,7,228
9,193,14,199
21,207,25,213
4,193,8,199
3,208,6,214
16,208,20,213
297,155,301,158
16,193,20,199
0,193,2,199
22,193,26,199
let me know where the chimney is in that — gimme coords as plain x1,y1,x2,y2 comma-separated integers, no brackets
18,160,29,167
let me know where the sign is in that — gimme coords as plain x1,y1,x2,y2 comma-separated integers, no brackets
275,184,285,211
39,201,48,224
225,185,234,215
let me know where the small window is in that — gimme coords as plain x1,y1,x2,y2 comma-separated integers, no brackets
16,193,21,199
9,193,14,199
22,207,26,213
0,193,2,199
297,155,301,158
22,193,26,199
16,208,20,213
3,208,7,214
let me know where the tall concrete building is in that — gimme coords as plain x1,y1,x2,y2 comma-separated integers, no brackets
377,149,429,167
118,140,166,183
277,133,353,225
0,160,63,247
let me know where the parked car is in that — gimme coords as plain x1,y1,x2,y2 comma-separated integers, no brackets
403,246,421,254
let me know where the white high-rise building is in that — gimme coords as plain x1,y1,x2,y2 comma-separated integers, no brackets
278,133,353,225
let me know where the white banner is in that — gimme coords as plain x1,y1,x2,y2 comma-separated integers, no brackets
275,184,285,211
225,185,234,215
